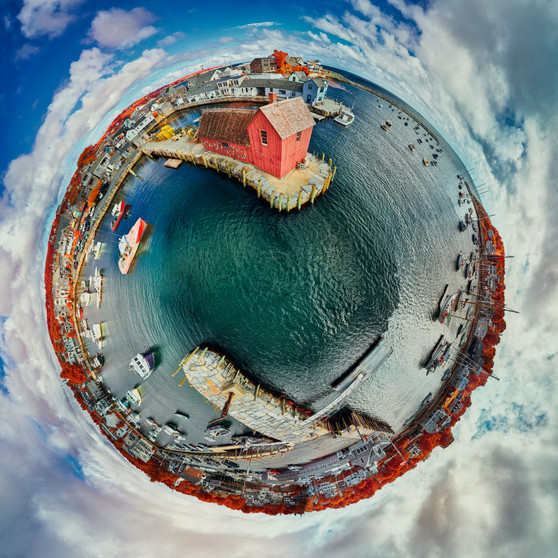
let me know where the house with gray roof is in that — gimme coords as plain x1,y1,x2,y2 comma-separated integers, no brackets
302,78,328,105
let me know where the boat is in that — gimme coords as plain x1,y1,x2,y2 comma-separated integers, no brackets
80,292,93,306
459,220,467,232
93,267,103,308
126,387,143,407
93,241,103,259
118,218,148,274
438,291,459,325
333,109,354,126
163,423,179,436
456,253,464,270
423,158,429,166
111,200,129,232
420,392,433,407
175,410,190,420
386,120,392,127
92,323,104,349
129,351,155,379
409,144,416,152
424,337,450,375
381,123,389,131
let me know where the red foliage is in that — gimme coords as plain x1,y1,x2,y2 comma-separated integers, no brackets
272,49,288,69
77,145,97,168
291,65,310,76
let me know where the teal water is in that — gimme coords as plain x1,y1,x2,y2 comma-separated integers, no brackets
84,77,476,442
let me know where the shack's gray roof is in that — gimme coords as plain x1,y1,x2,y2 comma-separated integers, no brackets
305,77,328,88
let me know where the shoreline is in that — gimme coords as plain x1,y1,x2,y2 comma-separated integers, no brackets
44,63,507,514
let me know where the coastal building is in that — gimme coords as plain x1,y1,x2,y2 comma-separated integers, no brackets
302,78,328,105
198,95,315,178
422,409,451,434
125,113,156,145
250,56,278,74
128,438,156,463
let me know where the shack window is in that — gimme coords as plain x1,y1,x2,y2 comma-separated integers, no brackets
222,142,229,149
260,129,268,146
296,131,301,142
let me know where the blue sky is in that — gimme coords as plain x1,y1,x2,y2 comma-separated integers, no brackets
2,1,558,557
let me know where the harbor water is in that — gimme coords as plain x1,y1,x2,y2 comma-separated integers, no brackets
81,76,477,446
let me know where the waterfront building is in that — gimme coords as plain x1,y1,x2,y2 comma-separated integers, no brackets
422,409,451,434
302,78,328,106
198,95,315,178
128,438,156,463
250,56,278,73
95,397,112,417
317,482,338,498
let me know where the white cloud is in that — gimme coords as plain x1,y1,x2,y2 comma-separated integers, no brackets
15,43,40,61
232,21,280,30
88,7,158,49
17,0,82,39
157,31,186,47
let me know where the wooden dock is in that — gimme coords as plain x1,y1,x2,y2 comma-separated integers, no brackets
142,134,336,212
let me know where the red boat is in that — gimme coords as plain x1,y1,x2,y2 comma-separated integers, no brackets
111,200,129,232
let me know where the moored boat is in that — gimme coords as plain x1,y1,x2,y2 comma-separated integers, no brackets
118,218,148,274
381,123,388,131
111,200,129,232
438,291,459,324
130,351,155,379
126,387,143,407
92,323,104,349
423,157,429,166
334,110,354,126
409,144,416,152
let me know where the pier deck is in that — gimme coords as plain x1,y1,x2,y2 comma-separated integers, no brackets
141,133,334,211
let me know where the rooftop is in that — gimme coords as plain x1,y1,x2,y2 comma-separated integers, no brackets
258,97,315,139
198,108,256,146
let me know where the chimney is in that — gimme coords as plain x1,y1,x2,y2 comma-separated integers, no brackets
268,91,277,104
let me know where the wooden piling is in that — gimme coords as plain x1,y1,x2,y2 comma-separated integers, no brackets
332,166,337,180
202,154,208,168
311,184,317,204
257,179,261,197
322,153,325,160
328,158,332,167
242,168,246,187
297,190,303,210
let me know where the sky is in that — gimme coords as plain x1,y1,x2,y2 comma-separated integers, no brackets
1,1,558,556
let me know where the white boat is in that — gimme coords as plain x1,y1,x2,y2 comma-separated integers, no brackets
80,292,93,306
126,387,143,407
93,267,103,308
334,110,354,126
129,352,155,379
93,241,103,259
92,323,104,349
